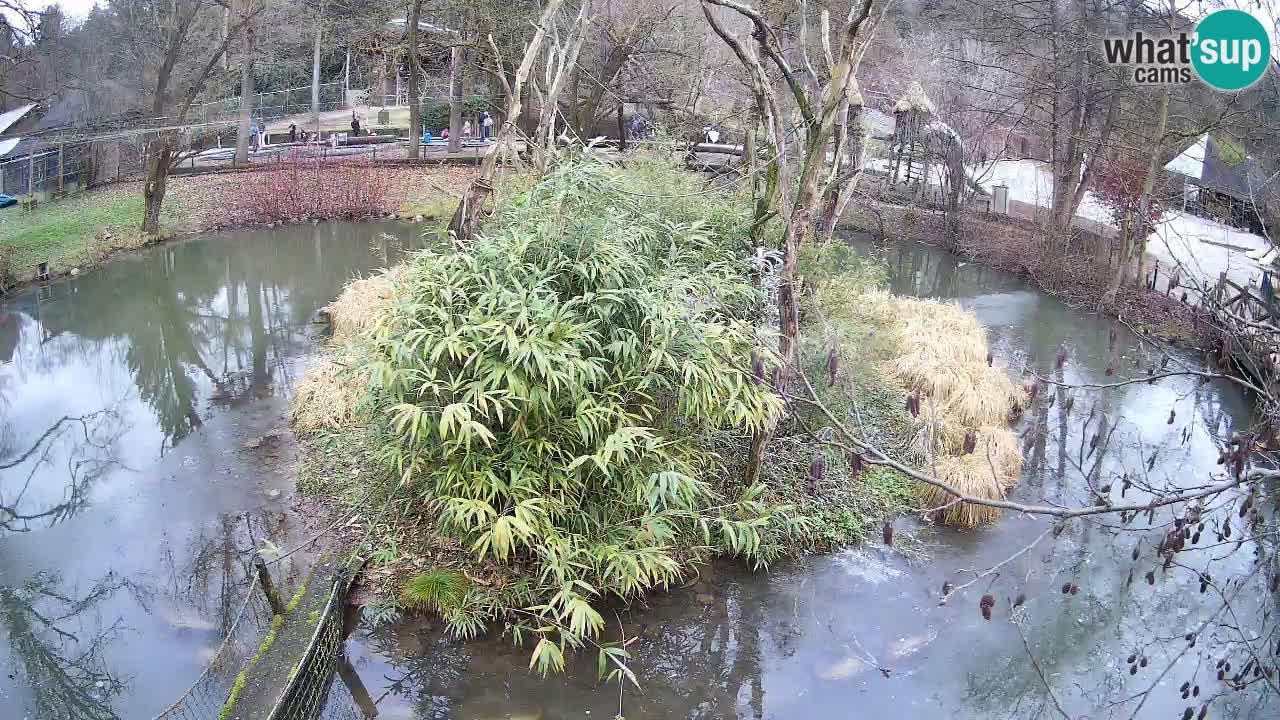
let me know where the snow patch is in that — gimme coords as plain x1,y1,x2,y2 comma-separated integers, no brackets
1146,211,1270,290
832,547,903,584
1164,135,1206,180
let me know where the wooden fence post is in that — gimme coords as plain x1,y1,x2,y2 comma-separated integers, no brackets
254,556,285,615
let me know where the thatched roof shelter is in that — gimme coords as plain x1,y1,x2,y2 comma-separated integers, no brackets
893,82,936,115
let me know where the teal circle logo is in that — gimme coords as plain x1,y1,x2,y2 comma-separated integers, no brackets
1192,9,1272,91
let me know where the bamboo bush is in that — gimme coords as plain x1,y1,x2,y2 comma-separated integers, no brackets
360,158,804,669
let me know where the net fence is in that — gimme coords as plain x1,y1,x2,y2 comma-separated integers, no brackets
149,563,371,720
150,574,276,720
266,569,362,720
192,84,347,125
0,139,142,199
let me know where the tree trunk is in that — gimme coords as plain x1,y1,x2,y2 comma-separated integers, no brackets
1104,217,1133,304
406,0,422,160
567,68,580,136
311,5,323,137
234,13,255,166
1130,8,1174,291
532,6,589,174
743,103,758,196
142,139,174,236
375,54,388,107
447,45,463,153
1103,86,1168,304
817,102,870,244
616,104,625,151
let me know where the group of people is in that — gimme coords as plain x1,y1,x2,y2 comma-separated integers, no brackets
263,109,500,149
458,111,496,140
421,111,496,146
285,123,312,143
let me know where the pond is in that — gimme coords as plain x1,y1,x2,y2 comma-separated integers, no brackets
0,221,427,719
0,226,1271,720
340,236,1274,720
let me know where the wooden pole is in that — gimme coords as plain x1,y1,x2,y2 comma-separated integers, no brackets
57,143,64,194
254,556,285,615
617,104,626,152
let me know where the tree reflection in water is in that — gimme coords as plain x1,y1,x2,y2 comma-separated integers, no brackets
0,571,148,720
0,408,127,534
352,570,768,720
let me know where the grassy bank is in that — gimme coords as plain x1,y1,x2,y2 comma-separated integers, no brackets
291,157,1027,673
0,164,477,291
0,185,173,286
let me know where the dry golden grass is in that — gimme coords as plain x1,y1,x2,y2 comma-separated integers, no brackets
290,357,368,432
923,454,1007,527
326,265,408,342
292,266,407,431
855,291,1026,527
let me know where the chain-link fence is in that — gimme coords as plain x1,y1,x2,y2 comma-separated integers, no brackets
193,83,346,125
151,574,277,720
0,137,149,200
266,569,363,720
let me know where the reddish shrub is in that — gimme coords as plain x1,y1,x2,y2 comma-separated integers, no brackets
229,152,394,224
1092,152,1165,230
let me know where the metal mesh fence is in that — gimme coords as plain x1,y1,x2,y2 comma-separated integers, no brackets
320,659,373,720
151,574,276,720
267,570,360,720
193,83,346,124
0,137,148,200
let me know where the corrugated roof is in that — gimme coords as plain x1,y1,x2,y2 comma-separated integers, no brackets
1200,135,1268,201
0,103,35,134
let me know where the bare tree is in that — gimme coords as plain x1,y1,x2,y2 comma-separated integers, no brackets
233,0,260,165
109,0,261,234
448,0,565,242
703,0,888,482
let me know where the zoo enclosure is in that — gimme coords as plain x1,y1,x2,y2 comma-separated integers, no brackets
0,137,147,200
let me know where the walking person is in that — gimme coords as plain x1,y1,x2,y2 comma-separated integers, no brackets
351,111,361,137
482,111,494,141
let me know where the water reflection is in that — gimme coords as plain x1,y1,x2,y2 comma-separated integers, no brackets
0,409,127,533
348,565,770,720
0,571,144,720
345,235,1274,720
0,221,427,718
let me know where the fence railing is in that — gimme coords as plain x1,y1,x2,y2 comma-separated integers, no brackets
193,83,347,124
265,568,362,720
